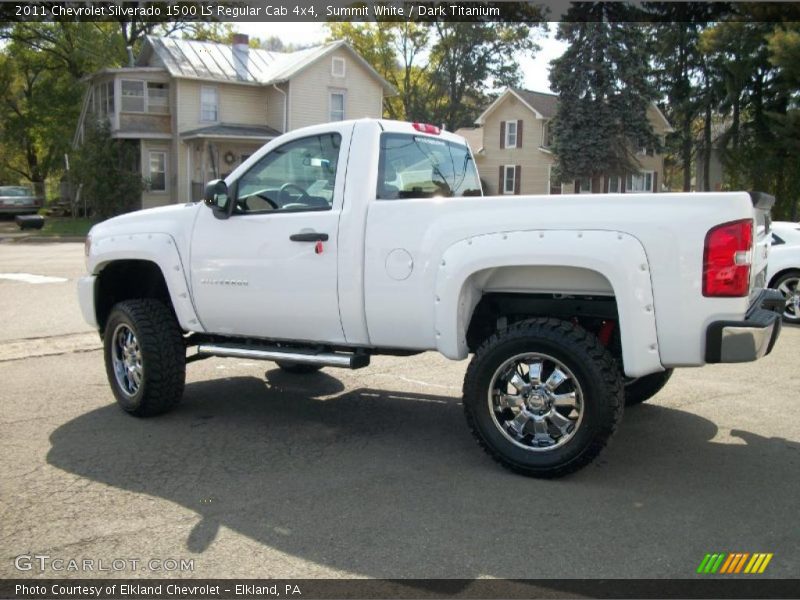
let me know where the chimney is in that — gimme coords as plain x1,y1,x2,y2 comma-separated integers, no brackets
232,33,249,52
126,46,135,68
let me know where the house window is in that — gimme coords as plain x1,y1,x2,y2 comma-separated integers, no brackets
330,91,345,121
608,176,623,193
576,177,592,194
148,151,167,192
200,86,218,122
543,121,553,148
332,57,346,77
548,165,562,195
503,165,517,194
505,120,517,148
146,82,169,114
95,81,114,117
626,171,654,192
106,81,114,115
121,80,145,112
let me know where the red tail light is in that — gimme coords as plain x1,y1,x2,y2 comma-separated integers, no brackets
412,122,440,135
703,219,753,297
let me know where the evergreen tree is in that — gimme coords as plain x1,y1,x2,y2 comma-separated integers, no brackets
549,5,659,184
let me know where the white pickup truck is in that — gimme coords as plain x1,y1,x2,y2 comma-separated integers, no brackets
78,119,784,477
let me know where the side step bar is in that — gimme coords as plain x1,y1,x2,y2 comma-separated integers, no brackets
196,343,370,369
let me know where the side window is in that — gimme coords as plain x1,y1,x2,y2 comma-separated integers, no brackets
377,133,482,200
235,133,341,214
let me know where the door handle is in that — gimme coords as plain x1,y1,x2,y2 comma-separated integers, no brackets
290,232,329,242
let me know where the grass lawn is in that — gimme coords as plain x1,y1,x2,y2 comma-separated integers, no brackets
39,217,95,237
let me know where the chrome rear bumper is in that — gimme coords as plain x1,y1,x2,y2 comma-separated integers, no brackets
705,289,783,363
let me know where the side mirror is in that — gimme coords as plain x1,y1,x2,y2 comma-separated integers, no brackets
203,179,232,219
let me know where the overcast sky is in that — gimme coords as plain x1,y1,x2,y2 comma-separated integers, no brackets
237,22,567,94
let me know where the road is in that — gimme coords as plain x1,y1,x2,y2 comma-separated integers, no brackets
1,242,798,580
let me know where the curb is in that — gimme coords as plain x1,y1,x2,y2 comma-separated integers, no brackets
0,235,86,244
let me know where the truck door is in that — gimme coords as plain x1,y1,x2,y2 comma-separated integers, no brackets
189,128,349,343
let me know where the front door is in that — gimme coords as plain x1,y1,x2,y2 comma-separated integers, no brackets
190,129,348,344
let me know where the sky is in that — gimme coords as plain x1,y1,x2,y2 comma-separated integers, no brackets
237,22,567,94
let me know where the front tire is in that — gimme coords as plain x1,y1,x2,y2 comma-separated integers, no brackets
103,299,186,417
623,369,674,407
463,318,623,478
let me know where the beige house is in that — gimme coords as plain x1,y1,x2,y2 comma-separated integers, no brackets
457,88,673,196
74,34,395,208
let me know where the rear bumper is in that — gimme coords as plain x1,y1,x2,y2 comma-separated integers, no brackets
77,275,99,330
705,289,783,363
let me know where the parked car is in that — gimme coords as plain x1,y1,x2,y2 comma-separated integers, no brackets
0,185,43,215
767,221,800,323
78,119,784,478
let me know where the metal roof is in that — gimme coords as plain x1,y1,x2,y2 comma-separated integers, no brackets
138,37,395,94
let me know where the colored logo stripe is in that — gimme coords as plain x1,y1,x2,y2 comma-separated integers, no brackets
698,552,773,574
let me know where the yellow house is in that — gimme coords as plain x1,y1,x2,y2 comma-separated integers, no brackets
457,88,673,196
74,34,395,208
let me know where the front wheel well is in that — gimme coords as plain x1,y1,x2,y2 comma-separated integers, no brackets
95,260,175,332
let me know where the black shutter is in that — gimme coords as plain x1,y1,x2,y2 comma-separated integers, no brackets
516,120,523,148
500,121,506,149
514,165,521,194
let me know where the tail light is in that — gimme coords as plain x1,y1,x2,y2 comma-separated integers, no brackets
412,123,440,135
703,219,753,297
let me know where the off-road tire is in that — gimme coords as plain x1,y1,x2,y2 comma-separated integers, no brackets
463,318,623,478
624,369,674,407
275,361,323,374
103,299,185,417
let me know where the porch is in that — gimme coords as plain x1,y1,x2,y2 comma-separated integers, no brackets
181,124,281,201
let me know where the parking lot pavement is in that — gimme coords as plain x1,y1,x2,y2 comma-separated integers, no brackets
1,243,798,580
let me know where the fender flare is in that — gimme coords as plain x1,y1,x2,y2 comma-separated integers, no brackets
433,229,662,378
89,232,204,332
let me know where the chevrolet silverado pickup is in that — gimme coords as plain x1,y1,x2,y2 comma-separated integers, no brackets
78,119,783,477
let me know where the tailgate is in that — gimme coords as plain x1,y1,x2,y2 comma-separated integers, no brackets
749,192,774,299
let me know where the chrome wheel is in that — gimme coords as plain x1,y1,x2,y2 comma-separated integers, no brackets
488,352,584,452
776,275,800,321
111,323,142,397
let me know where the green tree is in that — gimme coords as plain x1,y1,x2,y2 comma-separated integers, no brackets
0,36,86,195
646,4,725,191
428,22,539,130
72,121,142,219
701,14,800,219
549,6,659,183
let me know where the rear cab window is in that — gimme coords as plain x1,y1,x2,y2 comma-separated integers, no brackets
377,133,482,200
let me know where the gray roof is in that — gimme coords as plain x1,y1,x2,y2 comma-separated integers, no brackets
137,36,395,94
180,123,282,140
513,89,559,119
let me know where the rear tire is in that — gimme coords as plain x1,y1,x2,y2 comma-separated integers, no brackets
275,361,323,374
463,318,623,478
624,369,674,407
103,299,185,417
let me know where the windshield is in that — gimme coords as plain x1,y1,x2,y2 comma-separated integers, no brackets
377,133,482,199
0,186,34,197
